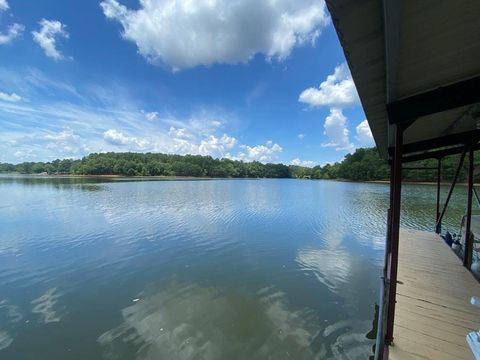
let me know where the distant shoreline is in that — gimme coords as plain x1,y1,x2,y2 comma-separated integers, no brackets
0,173,245,181
2,172,478,186
366,180,479,186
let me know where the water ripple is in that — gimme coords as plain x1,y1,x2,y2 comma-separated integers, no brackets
0,178,465,359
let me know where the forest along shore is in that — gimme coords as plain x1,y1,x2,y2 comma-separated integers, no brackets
1,147,478,182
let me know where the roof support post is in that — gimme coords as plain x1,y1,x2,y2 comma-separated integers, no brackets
435,146,467,233
464,147,474,268
435,159,442,233
385,124,403,344
374,166,395,359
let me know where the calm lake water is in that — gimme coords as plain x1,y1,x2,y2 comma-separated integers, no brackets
0,176,469,359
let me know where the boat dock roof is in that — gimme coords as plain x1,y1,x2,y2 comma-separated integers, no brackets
325,0,480,161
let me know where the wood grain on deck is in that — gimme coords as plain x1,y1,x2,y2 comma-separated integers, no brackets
389,229,480,360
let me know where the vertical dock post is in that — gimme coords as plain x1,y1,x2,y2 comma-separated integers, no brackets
464,146,474,268
435,158,441,233
385,124,403,344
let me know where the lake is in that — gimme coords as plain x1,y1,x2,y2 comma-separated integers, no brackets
0,176,469,359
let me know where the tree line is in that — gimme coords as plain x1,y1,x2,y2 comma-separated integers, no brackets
0,148,478,182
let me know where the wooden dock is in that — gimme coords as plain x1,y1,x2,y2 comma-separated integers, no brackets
389,229,480,359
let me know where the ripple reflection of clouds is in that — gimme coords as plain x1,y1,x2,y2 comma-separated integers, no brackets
98,282,321,359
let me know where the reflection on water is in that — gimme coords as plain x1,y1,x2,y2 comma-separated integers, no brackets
0,174,111,187
98,282,375,360
31,288,63,324
0,300,23,324
297,248,353,297
0,331,13,351
0,177,471,359
98,283,321,360
322,319,375,360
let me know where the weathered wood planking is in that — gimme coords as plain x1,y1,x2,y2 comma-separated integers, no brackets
389,229,480,360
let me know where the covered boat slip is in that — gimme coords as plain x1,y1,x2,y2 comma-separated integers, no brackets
391,229,480,360
325,0,480,358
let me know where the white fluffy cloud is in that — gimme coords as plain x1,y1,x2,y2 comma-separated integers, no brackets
14,149,35,159
199,134,237,158
44,129,90,155
167,128,281,162
299,63,359,108
32,19,69,60
0,91,22,102
355,119,374,146
103,129,151,149
0,23,24,45
0,0,8,12
229,141,283,163
45,129,78,142
321,108,354,152
298,63,365,153
290,158,315,167
102,123,239,159
101,0,329,70
166,116,224,138
297,133,305,140
0,1,25,45
168,126,192,140
166,125,237,158
143,111,158,121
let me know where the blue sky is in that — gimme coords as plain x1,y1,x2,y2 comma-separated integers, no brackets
0,0,373,166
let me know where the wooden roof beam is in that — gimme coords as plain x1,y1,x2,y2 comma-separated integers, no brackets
401,143,480,163
388,129,480,158
383,0,402,104
386,76,480,125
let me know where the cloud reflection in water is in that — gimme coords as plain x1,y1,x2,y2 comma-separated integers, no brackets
98,283,322,360
0,299,24,351
31,287,63,324
0,331,14,351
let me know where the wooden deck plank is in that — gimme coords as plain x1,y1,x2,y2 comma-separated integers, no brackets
389,229,480,360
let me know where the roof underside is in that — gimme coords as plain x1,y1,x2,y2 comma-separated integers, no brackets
326,0,480,159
